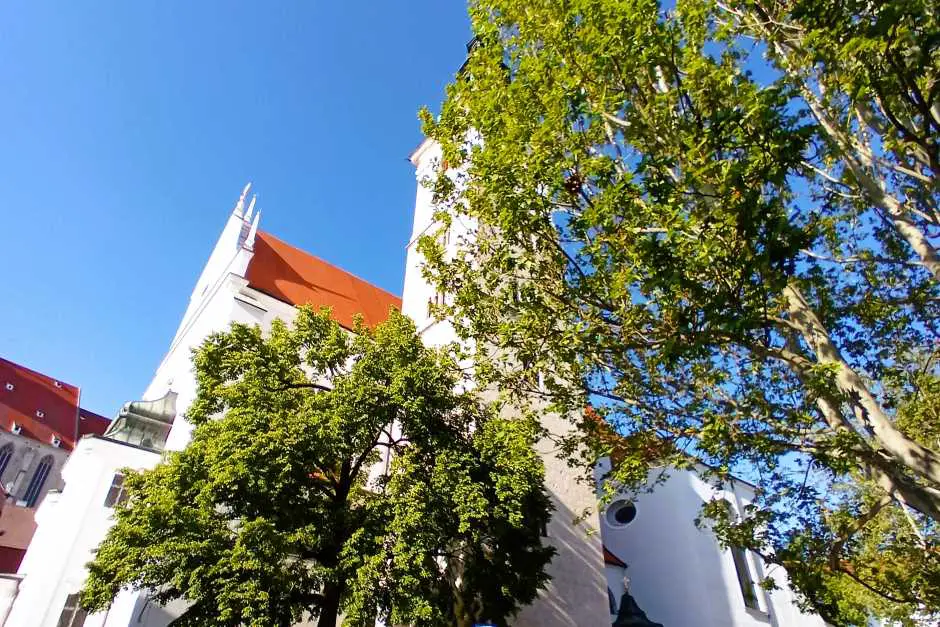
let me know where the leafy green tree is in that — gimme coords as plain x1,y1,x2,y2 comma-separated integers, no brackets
420,0,939,624
80,307,553,627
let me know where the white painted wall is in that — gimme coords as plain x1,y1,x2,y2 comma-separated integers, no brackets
0,576,22,626
144,199,262,452
5,436,160,627
596,460,828,627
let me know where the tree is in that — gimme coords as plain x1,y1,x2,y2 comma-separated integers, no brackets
80,307,554,627
419,0,940,624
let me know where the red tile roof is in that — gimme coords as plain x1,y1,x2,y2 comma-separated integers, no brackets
0,357,109,451
603,546,628,568
78,408,111,438
245,230,401,330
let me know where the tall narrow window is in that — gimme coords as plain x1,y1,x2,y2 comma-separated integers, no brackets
438,225,451,247
0,443,14,480
427,291,446,317
22,455,53,507
731,544,759,609
104,473,128,507
57,593,87,627
721,499,760,610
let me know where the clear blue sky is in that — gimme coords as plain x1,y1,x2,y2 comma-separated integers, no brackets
0,1,472,416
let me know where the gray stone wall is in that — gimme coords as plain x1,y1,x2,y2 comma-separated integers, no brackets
0,431,67,508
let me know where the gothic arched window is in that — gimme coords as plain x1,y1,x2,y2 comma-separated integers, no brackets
23,455,53,507
0,444,14,480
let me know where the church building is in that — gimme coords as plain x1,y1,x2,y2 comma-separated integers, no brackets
2,158,830,626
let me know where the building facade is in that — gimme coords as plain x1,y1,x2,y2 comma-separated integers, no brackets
405,138,611,627
0,357,110,574
6,154,833,627
597,460,828,627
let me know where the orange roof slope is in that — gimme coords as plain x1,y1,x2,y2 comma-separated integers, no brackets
603,546,628,568
245,231,401,329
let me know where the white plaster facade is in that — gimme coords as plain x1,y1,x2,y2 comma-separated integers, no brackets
407,137,833,627
3,191,303,627
596,459,828,627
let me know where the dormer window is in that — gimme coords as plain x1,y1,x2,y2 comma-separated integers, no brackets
4,383,13,391
53,380,62,389
35,410,45,419
11,423,22,435
51,435,61,448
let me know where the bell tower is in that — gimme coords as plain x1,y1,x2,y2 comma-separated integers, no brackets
402,136,609,627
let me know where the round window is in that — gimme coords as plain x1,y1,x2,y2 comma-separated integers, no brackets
605,500,637,527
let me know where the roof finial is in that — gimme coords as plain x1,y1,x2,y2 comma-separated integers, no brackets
234,183,252,217
245,194,257,221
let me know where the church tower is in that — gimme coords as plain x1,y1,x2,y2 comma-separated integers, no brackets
401,138,611,626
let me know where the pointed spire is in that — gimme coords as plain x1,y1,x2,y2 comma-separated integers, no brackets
245,211,261,250
233,182,252,217
245,194,257,221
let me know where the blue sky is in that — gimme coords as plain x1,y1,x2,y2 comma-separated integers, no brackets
0,2,471,416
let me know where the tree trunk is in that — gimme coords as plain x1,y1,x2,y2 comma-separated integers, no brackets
782,285,940,496
317,581,342,627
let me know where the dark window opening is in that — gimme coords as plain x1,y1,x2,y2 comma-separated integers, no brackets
720,499,760,610
104,473,128,507
0,444,14,479
613,502,637,525
731,544,759,610
57,593,87,627
23,455,53,507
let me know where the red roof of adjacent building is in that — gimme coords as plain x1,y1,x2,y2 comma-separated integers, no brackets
78,408,111,438
0,357,109,451
245,230,402,330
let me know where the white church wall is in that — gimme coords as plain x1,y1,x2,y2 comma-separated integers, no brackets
405,140,610,626
150,276,266,452
596,460,827,627
5,436,159,627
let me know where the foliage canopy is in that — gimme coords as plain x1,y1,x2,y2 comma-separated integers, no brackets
81,308,553,627
421,0,940,624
